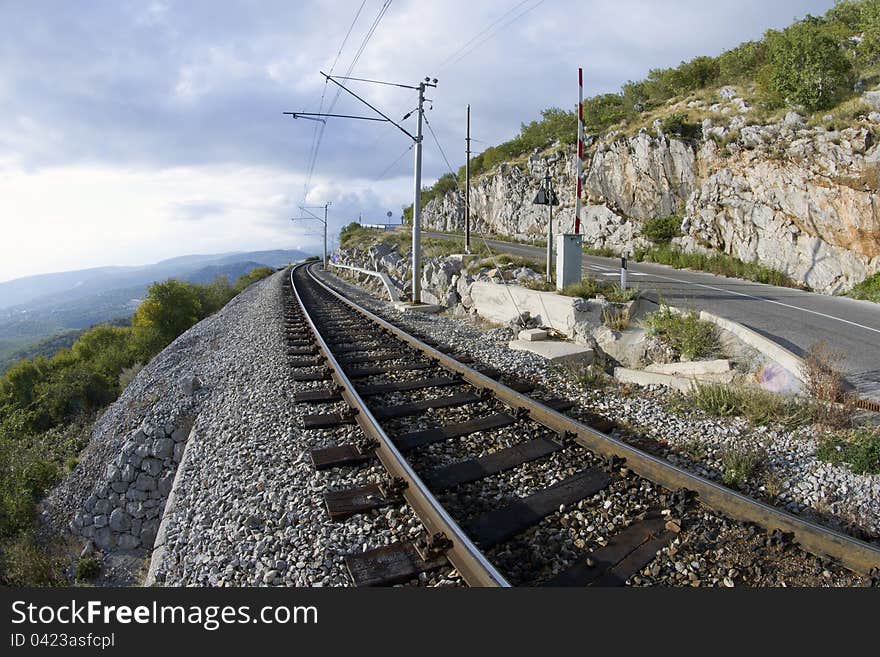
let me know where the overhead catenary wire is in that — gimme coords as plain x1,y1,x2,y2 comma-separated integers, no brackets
302,0,368,200
437,0,532,69
376,143,415,179
302,0,394,202
440,0,548,70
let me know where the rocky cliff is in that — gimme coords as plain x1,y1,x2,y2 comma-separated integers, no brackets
423,91,880,294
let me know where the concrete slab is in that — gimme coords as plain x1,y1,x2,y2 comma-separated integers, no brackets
613,367,696,393
645,359,731,376
393,302,444,314
509,340,594,365
518,328,548,342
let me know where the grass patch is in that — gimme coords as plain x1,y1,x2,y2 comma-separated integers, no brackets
688,383,815,428
468,254,546,275
848,271,880,303
633,244,802,289
559,279,640,304
643,306,722,360
815,429,880,475
721,445,767,489
602,307,631,331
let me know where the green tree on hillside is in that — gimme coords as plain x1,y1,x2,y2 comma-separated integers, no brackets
131,279,202,356
767,20,854,110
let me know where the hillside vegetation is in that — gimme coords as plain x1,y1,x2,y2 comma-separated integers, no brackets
0,267,274,585
412,0,880,211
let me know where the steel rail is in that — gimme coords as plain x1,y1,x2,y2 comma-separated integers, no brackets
307,264,880,577
290,265,510,587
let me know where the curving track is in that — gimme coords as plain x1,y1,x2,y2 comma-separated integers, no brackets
286,263,880,587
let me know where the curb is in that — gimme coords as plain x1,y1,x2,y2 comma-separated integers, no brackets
143,424,198,587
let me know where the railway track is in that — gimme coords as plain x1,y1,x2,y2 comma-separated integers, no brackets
286,263,880,587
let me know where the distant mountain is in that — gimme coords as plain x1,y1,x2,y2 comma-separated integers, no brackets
0,249,311,369
0,249,308,310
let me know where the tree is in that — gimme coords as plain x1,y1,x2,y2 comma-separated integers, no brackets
70,325,134,381
767,21,854,110
131,279,202,354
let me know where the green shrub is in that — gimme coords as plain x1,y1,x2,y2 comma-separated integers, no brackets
721,445,767,488
816,429,880,474
560,278,602,300
848,271,880,302
659,112,701,139
633,245,800,288
641,216,682,243
644,306,722,360
233,267,274,294
718,40,768,82
766,20,854,111
75,556,100,582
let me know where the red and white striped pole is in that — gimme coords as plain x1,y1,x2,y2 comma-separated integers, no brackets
574,67,584,235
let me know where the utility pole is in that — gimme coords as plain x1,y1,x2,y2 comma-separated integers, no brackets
412,81,425,304
465,104,471,254
292,202,331,270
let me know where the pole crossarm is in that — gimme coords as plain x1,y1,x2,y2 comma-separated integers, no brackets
284,111,388,123
319,71,417,141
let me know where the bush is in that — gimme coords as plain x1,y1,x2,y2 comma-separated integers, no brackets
659,113,702,139
721,445,767,488
643,306,722,360
641,216,682,243
118,362,144,390
633,245,801,288
848,271,880,302
132,279,202,354
232,267,274,294
718,40,768,82
75,556,100,582
766,20,854,111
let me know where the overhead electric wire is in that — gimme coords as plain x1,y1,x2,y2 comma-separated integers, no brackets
437,0,531,68
442,0,548,70
302,0,394,202
376,143,414,179
303,0,368,200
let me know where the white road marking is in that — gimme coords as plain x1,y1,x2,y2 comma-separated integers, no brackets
613,263,880,335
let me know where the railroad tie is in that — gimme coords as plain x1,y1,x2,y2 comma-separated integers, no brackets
294,388,343,404
423,437,564,491
370,391,481,420
543,514,675,587
345,542,448,587
345,362,434,379
464,469,612,549
394,412,518,452
323,483,393,521
356,376,461,397
302,411,358,430
310,444,374,470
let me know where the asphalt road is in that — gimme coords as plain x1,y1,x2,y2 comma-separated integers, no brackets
426,232,880,401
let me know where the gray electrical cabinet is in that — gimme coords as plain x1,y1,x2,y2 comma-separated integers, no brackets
556,234,583,290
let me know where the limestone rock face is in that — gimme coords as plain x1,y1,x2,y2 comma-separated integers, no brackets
422,117,880,294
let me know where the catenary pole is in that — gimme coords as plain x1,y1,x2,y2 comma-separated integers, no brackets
412,82,425,304
465,104,471,254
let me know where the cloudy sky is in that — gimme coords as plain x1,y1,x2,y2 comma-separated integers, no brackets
0,0,835,283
